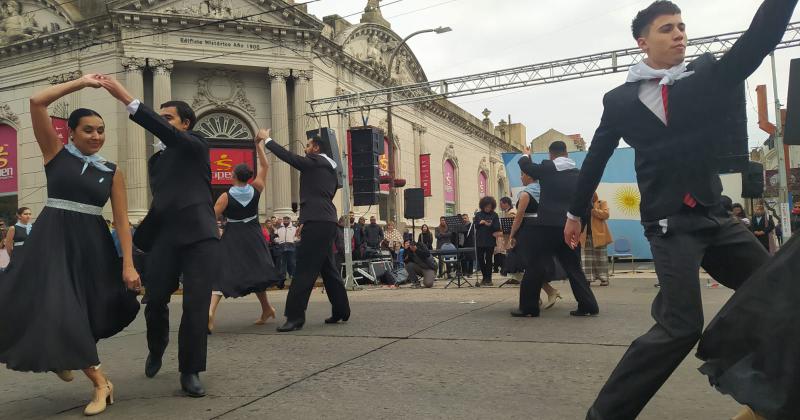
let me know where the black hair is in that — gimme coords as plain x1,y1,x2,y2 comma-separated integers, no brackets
421,224,430,232
632,1,681,40
16,207,29,216
549,141,568,155
233,163,254,183
309,135,323,151
720,195,733,212
160,100,197,130
479,196,497,212
500,197,513,207
67,108,103,130
732,202,747,219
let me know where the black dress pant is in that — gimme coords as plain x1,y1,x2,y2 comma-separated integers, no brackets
284,221,350,321
144,238,218,373
476,246,494,282
518,223,598,316
588,208,770,420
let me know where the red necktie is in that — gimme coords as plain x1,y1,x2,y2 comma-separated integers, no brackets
662,84,697,208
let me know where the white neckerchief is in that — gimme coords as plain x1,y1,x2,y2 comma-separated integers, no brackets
229,184,255,207
627,61,695,125
319,153,337,169
153,140,167,152
626,61,694,86
65,143,113,175
553,157,577,171
15,222,32,235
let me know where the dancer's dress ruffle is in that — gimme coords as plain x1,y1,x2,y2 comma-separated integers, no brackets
697,235,800,419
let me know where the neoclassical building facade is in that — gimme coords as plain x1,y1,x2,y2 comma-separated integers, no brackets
0,0,525,227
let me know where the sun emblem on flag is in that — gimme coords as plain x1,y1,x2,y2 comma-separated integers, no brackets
614,186,641,217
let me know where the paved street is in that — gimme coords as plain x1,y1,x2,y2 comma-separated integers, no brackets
0,272,741,420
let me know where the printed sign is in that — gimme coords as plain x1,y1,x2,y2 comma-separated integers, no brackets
210,148,254,185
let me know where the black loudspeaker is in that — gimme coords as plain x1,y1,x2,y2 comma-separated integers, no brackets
742,161,765,199
404,188,424,220
784,58,800,145
717,83,750,174
350,126,384,206
306,128,343,189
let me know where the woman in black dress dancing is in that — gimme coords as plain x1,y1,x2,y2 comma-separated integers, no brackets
3,206,32,260
208,129,281,332
0,75,141,416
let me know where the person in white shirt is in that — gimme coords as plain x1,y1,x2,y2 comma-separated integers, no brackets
274,216,298,288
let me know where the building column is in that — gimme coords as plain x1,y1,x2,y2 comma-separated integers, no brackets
150,59,173,109
269,68,293,218
122,57,148,220
291,70,312,211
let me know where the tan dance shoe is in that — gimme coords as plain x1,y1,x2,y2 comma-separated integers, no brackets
54,370,74,382
543,291,562,310
731,406,766,420
255,306,277,325
84,381,114,416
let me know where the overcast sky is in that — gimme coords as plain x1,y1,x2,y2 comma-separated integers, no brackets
306,0,800,149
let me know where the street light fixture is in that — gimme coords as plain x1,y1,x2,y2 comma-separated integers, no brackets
385,26,452,224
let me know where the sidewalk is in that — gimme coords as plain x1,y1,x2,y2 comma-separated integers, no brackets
0,277,742,419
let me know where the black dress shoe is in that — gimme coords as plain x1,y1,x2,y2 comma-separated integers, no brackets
145,353,162,378
570,310,599,317
510,310,539,318
180,372,206,398
325,311,350,324
276,319,305,332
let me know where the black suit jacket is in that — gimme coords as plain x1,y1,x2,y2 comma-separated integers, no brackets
750,214,775,235
131,104,217,250
570,0,798,222
266,141,339,224
519,157,584,227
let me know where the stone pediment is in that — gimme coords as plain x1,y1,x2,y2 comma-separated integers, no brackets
0,0,74,47
109,0,322,30
336,23,427,85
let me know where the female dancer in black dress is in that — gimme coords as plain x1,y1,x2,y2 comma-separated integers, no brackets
0,75,141,416
4,206,32,259
208,130,281,332
508,171,561,315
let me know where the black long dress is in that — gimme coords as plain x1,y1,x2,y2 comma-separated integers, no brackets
214,188,280,298
510,190,567,280
0,148,140,372
696,235,800,419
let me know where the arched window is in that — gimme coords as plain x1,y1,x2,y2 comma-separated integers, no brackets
478,171,488,198
195,112,253,139
443,159,458,216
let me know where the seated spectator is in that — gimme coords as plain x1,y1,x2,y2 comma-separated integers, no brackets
403,240,437,288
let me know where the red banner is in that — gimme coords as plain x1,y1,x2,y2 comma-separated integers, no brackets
380,137,390,193
0,125,17,195
210,148,254,185
419,154,431,197
51,117,69,145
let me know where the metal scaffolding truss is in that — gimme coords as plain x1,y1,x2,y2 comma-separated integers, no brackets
308,22,800,117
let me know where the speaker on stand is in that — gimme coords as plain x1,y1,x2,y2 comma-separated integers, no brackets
742,161,765,199
784,58,800,145
404,188,425,240
349,127,384,206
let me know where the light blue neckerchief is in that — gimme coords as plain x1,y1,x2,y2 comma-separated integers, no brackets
15,222,32,235
65,143,113,175
523,182,541,202
229,184,254,207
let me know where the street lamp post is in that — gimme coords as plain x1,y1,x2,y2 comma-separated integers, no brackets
385,26,451,224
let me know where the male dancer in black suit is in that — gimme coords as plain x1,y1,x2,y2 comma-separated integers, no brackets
100,76,218,397
263,129,351,332
510,141,599,318
561,1,798,418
